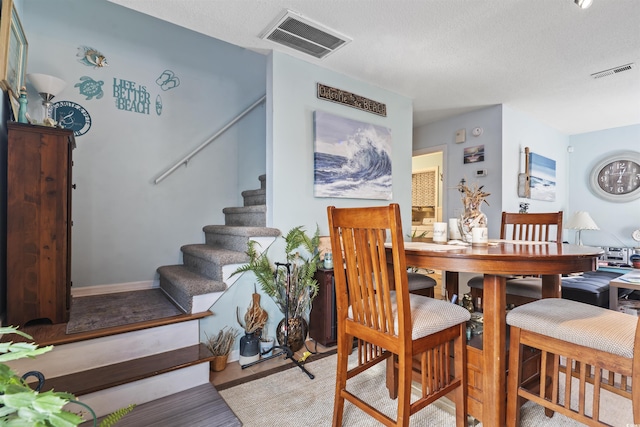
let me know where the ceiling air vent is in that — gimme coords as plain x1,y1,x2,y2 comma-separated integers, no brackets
591,63,636,79
260,10,351,59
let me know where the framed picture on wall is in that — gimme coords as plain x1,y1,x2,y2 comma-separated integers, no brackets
313,110,393,200
529,151,556,201
463,145,484,164
0,0,29,100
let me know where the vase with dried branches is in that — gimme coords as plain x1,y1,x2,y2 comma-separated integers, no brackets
457,180,490,242
236,287,269,365
205,327,239,371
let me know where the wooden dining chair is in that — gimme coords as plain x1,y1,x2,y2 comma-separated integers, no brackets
506,298,640,426
327,204,470,427
468,211,563,308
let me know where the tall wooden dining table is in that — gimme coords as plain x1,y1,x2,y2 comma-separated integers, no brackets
390,241,602,426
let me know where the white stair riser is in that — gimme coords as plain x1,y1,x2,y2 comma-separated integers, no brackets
70,363,210,420
7,321,200,379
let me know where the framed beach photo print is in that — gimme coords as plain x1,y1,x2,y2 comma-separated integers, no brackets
0,0,28,98
529,151,556,201
313,110,393,200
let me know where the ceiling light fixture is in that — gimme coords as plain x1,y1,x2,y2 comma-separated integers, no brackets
574,0,593,9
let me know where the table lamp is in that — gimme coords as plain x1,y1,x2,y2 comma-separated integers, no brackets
566,211,599,245
27,73,66,121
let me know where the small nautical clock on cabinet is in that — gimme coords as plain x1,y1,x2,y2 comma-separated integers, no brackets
589,151,640,202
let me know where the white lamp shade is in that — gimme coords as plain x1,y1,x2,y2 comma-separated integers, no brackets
566,211,599,231
27,73,66,100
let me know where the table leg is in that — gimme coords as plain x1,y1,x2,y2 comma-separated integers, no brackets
482,274,507,427
541,274,561,299
445,270,459,302
541,274,561,417
610,283,619,310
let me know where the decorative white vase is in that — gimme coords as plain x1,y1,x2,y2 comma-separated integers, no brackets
260,337,275,357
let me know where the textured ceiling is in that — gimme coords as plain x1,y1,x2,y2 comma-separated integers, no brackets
109,0,640,135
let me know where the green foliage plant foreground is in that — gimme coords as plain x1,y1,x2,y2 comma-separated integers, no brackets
0,326,134,426
231,226,321,319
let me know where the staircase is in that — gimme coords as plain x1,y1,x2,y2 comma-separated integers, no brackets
157,174,280,314
5,175,281,425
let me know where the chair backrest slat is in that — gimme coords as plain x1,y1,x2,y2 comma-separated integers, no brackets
500,211,563,242
328,204,410,342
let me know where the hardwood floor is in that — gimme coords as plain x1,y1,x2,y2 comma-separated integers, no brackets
5,269,442,392
2,311,211,346
210,340,337,390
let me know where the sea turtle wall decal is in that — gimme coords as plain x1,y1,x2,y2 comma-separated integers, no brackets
75,76,104,100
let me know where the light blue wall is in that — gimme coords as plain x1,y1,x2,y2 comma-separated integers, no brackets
416,104,638,249
568,124,640,248
268,51,414,235
217,51,414,340
414,106,504,238
21,0,267,288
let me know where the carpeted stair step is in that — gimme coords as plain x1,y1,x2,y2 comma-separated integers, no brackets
84,383,241,427
180,244,249,281
158,264,226,313
223,205,267,227
241,187,266,206
203,225,280,252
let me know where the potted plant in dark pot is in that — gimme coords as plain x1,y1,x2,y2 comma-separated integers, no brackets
231,226,321,353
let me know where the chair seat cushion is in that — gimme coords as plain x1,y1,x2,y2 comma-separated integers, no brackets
506,298,637,358
407,272,437,291
349,293,470,340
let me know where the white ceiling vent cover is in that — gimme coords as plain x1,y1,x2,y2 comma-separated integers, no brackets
591,63,636,79
260,10,351,59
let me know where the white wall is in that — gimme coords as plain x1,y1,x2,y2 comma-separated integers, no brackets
21,0,267,288
568,124,640,248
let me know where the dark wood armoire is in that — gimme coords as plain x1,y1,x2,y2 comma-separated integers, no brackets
6,122,74,325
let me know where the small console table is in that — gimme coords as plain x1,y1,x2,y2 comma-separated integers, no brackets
609,270,640,311
309,268,337,346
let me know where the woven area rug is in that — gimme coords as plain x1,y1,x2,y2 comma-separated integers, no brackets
66,289,183,334
220,353,633,426
220,352,457,426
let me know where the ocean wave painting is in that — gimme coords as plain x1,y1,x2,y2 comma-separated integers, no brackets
313,110,392,200
529,152,556,201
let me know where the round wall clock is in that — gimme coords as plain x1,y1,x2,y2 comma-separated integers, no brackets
589,151,640,202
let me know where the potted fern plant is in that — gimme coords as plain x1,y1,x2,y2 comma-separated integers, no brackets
231,226,321,352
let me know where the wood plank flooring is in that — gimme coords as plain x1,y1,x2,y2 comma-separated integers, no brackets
82,383,242,427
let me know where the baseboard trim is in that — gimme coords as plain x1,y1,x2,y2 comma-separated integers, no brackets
71,281,158,297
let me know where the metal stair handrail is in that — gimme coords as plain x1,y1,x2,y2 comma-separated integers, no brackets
154,94,266,184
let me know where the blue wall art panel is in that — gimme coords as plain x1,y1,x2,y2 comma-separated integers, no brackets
529,151,556,201
313,110,392,200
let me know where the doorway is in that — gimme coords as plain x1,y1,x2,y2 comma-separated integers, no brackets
411,149,445,299
411,151,444,237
